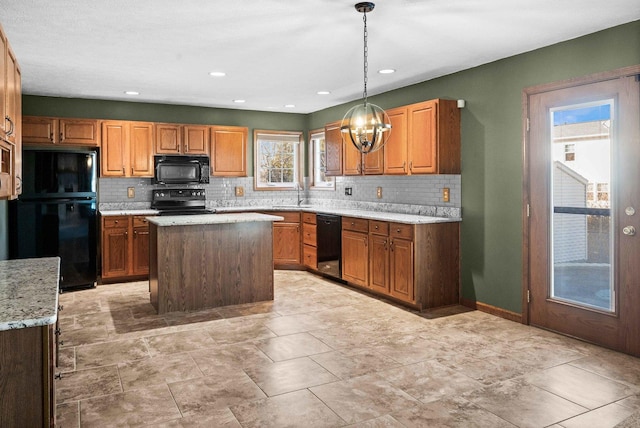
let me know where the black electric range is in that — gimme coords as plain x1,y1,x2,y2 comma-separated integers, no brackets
151,188,216,215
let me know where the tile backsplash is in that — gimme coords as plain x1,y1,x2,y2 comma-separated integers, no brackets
98,174,461,217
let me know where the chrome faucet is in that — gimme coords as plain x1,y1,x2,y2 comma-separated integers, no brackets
296,182,303,206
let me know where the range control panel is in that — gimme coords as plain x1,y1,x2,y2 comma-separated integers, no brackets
153,188,206,202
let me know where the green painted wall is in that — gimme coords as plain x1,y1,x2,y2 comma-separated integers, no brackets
310,20,640,313
7,21,639,315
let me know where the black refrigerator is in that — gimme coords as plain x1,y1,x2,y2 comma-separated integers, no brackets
9,149,98,290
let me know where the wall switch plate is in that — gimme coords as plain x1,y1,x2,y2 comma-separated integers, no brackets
235,186,244,197
376,187,382,199
443,187,450,202
345,187,353,196
127,187,135,198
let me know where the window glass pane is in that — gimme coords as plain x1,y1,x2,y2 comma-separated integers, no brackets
310,132,334,189
255,131,301,189
550,101,614,312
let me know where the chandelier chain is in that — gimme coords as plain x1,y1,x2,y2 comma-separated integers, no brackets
363,12,368,103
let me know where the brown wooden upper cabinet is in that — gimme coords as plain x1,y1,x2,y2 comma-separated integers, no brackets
210,125,247,177
324,121,343,176
101,121,154,177
155,123,209,155
1,23,23,200
22,116,100,146
325,98,460,177
384,99,461,175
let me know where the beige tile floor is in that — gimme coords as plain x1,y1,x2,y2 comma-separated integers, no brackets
55,271,640,427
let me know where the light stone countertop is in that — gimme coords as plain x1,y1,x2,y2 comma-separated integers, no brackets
0,257,60,331
101,205,461,225
100,209,160,216
146,212,284,227
214,205,461,224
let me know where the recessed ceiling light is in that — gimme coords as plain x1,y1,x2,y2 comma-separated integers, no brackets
209,71,226,77
233,99,246,103
124,91,139,95
317,91,331,95
378,69,396,74
284,104,295,108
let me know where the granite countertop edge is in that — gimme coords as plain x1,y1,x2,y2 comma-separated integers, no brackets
101,206,461,225
0,257,60,331
146,212,285,227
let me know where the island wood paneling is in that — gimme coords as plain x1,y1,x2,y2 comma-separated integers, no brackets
149,221,274,314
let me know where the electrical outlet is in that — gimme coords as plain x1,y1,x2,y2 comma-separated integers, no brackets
443,187,450,202
127,187,135,198
345,187,353,196
235,186,244,197
376,187,382,199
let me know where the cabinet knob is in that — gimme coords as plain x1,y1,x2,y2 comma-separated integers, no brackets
55,373,63,380
114,220,118,224
375,225,379,230
58,304,64,311
396,229,401,233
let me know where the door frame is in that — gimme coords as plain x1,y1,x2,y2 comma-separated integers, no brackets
521,64,640,326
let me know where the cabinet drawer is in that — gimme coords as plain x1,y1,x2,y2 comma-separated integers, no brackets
342,216,368,233
266,211,300,223
302,212,316,224
303,244,317,269
303,223,317,246
103,216,128,228
133,216,152,228
369,220,389,235
390,223,414,240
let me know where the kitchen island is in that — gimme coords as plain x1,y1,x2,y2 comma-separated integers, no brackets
147,212,283,314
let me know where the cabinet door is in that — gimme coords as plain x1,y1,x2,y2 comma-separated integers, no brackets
22,116,58,144
183,125,209,155
408,100,437,174
324,121,343,176
273,222,301,264
132,225,150,276
369,233,389,293
363,148,383,175
59,119,99,146
11,59,21,197
155,123,181,154
343,137,362,175
383,107,408,174
390,237,414,303
129,122,154,177
102,222,129,278
342,230,368,287
0,29,6,139
4,46,18,144
101,121,128,177
210,126,247,176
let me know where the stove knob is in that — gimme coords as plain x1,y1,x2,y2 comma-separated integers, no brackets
155,192,159,197
160,193,165,197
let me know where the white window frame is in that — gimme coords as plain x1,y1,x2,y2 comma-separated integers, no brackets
254,130,302,190
309,129,335,190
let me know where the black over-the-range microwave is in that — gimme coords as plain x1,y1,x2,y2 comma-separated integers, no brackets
153,155,210,185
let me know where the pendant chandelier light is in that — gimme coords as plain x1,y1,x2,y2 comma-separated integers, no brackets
341,2,391,154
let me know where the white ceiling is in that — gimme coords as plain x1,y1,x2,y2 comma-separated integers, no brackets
1,0,639,114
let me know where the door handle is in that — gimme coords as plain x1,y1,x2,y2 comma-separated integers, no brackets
623,226,636,236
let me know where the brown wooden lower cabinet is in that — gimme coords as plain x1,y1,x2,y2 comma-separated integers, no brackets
341,217,369,287
0,324,55,427
341,216,459,310
264,211,301,267
101,215,152,281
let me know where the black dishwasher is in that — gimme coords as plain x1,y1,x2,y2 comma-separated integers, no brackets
316,214,341,279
